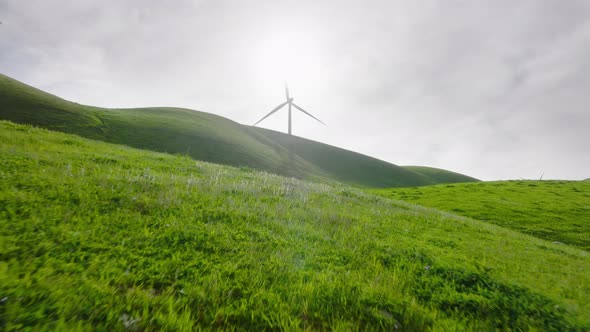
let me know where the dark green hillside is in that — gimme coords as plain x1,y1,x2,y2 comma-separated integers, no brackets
373,180,590,250
0,73,477,188
0,74,324,181
402,165,480,184
252,127,432,187
1,121,588,330
93,107,325,180
0,74,104,138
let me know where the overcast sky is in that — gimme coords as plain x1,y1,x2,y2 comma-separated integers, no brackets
1,0,589,180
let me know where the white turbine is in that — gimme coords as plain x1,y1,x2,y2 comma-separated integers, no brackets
254,83,325,135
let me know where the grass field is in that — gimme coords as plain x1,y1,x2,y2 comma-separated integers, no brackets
371,181,590,251
1,120,589,330
0,73,477,188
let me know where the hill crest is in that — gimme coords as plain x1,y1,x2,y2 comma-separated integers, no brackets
0,73,478,187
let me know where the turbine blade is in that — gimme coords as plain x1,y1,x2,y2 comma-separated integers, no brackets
285,83,290,100
291,102,326,126
253,101,289,126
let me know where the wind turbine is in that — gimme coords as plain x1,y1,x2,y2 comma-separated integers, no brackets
253,84,325,135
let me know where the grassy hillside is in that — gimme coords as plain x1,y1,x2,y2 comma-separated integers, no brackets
0,73,477,188
252,128,432,188
402,166,480,184
1,120,589,330
0,74,325,181
372,181,590,250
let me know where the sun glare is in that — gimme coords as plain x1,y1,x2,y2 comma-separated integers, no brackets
250,26,326,88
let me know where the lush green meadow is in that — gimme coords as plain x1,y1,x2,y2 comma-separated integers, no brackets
371,181,590,251
1,120,589,330
0,73,477,188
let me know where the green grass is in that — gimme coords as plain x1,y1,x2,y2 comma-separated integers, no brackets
371,181,590,250
0,73,477,188
1,120,589,330
251,128,440,188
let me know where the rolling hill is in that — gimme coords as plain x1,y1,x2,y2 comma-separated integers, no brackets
0,73,477,188
1,120,588,330
372,180,590,250
401,165,479,184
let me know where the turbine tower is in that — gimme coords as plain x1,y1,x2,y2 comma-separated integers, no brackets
254,83,325,135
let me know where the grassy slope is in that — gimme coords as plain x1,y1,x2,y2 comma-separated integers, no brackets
0,73,477,188
1,121,589,330
0,74,325,182
252,128,432,188
372,181,590,250
403,166,480,184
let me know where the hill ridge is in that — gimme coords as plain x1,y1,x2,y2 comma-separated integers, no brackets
402,165,480,184
0,73,477,187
